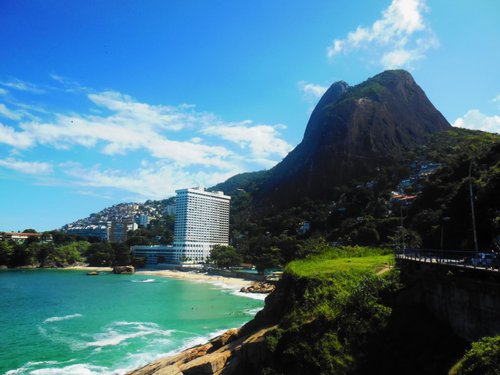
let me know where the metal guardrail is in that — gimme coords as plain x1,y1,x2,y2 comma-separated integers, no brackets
394,248,500,272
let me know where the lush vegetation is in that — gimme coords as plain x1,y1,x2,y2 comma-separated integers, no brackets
207,245,242,268
0,231,133,268
126,214,175,246
238,246,466,375
450,336,500,375
0,239,89,268
220,128,500,270
253,247,398,375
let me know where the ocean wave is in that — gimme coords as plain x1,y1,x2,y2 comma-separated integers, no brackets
245,307,263,315
30,363,111,375
232,290,267,300
130,279,155,283
43,314,83,324
163,328,230,357
84,321,174,348
208,281,268,300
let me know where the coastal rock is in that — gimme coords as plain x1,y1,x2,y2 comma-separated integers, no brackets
180,351,231,375
127,327,277,375
113,265,135,274
240,282,275,294
0,265,8,270
209,328,239,350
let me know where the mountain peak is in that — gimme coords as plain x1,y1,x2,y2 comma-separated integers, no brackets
256,70,451,208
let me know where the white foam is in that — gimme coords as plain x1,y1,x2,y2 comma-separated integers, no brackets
232,290,268,300
245,307,263,315
84,321,174,348
44,314,83,323
208,281,269,300
5,368,27,375
30,364,110,375
130,279,155,283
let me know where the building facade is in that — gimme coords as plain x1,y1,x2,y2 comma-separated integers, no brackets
131,245,175,266
173,187,230,263
65,224,110,241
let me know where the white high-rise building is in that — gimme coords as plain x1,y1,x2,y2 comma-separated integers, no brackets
173,187,231,263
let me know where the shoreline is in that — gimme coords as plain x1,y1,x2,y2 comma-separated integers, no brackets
2,265,269,299
62,266,114,272
136,269,254,289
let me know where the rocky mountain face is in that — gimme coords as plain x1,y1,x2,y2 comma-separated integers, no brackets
255,70,451,209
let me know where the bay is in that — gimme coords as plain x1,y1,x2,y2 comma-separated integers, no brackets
0,270,264,374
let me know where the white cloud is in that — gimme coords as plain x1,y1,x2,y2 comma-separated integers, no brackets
453,109,500,134
0,79,45,94
327,0,438,69
49,73,89,93
0,104,22,120
202,122,292,161
0,157,53,175
0,123,34,148
8,90,291,170
0,81,293,199
62,162,241,200
0,88,8,95
298,81,328,99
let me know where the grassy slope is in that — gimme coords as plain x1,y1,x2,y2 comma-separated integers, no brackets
287,254,392,276
252,247,399,375
242,246,466,375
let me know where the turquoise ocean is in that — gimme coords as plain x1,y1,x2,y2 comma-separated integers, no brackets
0,270,264,374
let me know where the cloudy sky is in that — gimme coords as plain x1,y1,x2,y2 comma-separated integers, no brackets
1,0,499,231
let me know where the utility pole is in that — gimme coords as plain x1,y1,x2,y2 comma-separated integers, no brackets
469,160,479,255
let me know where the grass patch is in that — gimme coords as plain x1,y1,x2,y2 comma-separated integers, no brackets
286,246,393,278
287,255,392,277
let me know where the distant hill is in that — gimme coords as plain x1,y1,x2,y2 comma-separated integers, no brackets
255,70,451,209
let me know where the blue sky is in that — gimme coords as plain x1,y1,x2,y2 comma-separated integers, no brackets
1,0,499,231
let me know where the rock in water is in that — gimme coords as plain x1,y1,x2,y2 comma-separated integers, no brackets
113,265,135,274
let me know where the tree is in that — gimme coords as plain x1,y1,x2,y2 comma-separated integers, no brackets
0,241,13,266
85,242,114,266
208,245,242,268
253,246,283,274
112,243,131,266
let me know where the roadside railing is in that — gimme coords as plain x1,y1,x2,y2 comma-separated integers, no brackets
394,248,500,272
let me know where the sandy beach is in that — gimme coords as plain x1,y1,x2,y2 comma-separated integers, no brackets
136,269,253,288
63,266,113,272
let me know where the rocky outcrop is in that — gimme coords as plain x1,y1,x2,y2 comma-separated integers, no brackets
256,69,451,209
240,282,275,294
113,265,135,274
128,326,276,375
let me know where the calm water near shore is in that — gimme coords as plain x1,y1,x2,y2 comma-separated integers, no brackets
0,269,264,374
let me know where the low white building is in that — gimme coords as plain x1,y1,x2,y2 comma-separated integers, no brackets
131,245,175,266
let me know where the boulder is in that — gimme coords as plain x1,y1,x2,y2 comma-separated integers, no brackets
113,265,135,274
209,328,239,350
240,282,275,294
